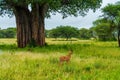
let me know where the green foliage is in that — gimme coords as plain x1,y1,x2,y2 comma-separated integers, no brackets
0,27,16,38
94,23,114,41
0,0,102,18
92,17,117,41
49,26,79,40
49,28,61,39
93,18,109,26
0,0,13,17
79,28,93,39
45,30,50,38
102,1,120,27
102,2,120,19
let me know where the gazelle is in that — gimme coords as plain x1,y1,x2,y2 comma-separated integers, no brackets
59,50,73,64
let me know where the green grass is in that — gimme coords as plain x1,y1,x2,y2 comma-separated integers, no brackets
0,38,120,80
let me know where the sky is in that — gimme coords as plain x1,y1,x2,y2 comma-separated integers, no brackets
0,0,119,29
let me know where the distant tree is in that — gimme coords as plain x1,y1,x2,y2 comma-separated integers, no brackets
102,1,120,45
49,28,61,40
93,18,116,41
5,28,16,38
45,30,50,38
49,26,79,40
0,27,16,38
94,23,115,41
93,18,108,26
0,30,5,38
89,27,97,39
79,28,92,39
0,0,102,48
59,26,79,40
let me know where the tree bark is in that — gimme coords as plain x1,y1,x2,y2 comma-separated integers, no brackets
13,3,48,48
32,3,48,46
118,29,120,47
14,6,32,48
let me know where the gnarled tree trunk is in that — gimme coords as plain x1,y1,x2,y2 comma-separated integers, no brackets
14,6,32,48
32,3,48,46
13,3,48,47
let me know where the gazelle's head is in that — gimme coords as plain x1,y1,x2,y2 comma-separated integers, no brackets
68,49,73,55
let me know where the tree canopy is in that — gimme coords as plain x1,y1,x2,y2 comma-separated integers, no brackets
49,26,79,40
0,27,16,38
94,23,114,41
0,0,102,18
79,28,93,39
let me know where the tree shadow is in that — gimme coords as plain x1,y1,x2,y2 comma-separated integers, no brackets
0,43,78,53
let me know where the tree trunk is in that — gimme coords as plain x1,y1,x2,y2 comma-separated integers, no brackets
118,29,120,47
32,3,48,46
14,6,32,48
13,3,48,47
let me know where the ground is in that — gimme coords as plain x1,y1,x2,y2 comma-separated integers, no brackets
0,38,120,80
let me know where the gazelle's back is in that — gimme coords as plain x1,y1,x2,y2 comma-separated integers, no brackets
59,50,73,63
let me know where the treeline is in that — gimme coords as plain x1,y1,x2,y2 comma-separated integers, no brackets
46,26,94,40
0,27,16,38
0,25,117,41
46,25,117,41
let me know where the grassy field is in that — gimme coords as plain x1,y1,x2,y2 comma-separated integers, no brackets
0,38,120,80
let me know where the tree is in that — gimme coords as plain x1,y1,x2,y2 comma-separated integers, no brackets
94,23,115,41
0,29,5,38
93,18,116,41
49,28,61,40
0,27,16,38
102,1,120,46
45,30,50,38
5,27,16,38
79,28,92,39
49,26,79,40
59,26,79,40
0,0,102,48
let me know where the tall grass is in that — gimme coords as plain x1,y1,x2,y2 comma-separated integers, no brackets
0,38,120,80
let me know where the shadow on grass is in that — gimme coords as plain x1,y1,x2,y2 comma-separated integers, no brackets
0,43,118,53
0,43,82,52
